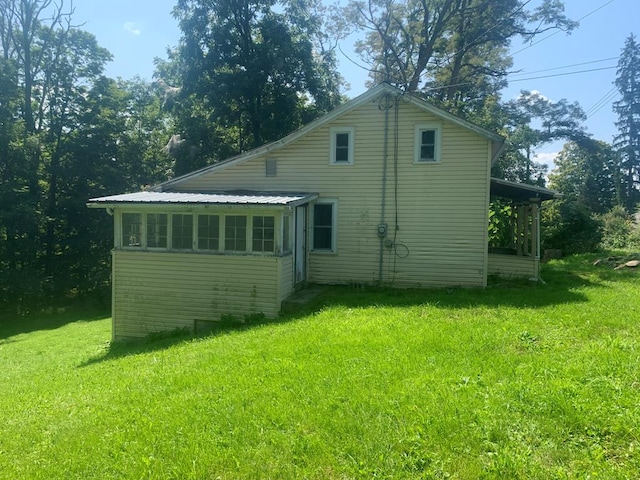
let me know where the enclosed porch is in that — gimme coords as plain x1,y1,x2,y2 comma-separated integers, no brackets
488,178,560,281
87,191,316,340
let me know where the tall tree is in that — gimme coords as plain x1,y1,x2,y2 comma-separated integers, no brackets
493,90,587,184
0,0,174,310
613,33,640,211
166,0,344,173
338,0,576,98
548,140,620,214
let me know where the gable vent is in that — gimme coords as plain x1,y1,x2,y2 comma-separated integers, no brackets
266,158,277,177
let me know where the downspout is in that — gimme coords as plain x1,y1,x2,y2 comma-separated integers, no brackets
378,95,391,283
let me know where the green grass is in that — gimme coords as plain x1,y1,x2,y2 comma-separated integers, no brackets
0,254,639,479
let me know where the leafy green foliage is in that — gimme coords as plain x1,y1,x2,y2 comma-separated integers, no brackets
1,257,639,478
549,140,620,214
613,34,640,211
598,205,633,250
542,200,602,254
339,0,576,97
0,2,172,312
164,0,344,170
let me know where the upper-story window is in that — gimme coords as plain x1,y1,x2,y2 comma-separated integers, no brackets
414,123,442,163
330,127,355,165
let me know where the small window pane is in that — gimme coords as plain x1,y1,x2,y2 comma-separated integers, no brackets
252,215,275,253
313,204,333,250
334,132,350,163
122,213,142,247
282,215,292,254
198,215,219,251
422,130,435,144
147,213,168,248
225,215,247,251
172,214,193,250
419,129,436,161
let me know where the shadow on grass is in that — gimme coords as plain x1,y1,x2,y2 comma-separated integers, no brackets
77,314,296,368
77,253,638,367
0,304,110,340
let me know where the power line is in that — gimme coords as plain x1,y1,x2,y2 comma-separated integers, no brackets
507,65,617,83
508,56,620,77
511,0,616,57
585,87,619,119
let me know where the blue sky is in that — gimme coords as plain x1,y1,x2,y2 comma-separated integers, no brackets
71,0,637,167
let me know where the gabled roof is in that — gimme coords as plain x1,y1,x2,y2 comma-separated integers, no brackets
156,83,505,192
87,191,318,208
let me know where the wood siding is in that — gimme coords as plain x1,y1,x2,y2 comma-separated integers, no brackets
487,254,538,279
278,254,295,303
175,96,492,287
112,251,282,339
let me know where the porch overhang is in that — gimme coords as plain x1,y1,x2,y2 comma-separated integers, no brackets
87,190,319,210
490,178,560,203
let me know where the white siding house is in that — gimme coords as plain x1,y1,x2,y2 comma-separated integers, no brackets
88,84,558,340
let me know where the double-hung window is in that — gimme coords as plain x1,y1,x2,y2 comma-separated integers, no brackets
312,201,336,252
330,127,354,165
414,123,442,163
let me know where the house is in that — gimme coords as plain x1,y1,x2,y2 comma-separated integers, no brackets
88,84,559,340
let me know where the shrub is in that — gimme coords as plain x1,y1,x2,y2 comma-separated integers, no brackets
542,200,602,254
598,205,633,249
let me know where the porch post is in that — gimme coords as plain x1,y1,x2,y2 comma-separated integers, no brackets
530,200,540,260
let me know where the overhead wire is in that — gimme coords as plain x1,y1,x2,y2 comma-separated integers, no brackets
511,0,616,57
585,87,619,119
508,56,620,77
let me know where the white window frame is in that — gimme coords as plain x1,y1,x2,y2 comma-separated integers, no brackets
197,214,220,252
171,213,195,250
414,123,442,163
224,214,248,253
120,212,143,249
251,215,276,254
282,213,293,255
311,199,337,253
329,126,355,165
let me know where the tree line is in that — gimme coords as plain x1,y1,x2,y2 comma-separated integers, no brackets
1,0,639,312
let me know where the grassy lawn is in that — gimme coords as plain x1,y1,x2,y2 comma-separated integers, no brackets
0,255,638,479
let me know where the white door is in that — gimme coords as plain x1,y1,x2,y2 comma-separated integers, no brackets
294,205,307,284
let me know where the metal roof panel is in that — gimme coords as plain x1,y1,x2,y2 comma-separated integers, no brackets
87,191,318,207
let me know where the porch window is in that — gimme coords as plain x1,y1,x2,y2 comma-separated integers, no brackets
282,214,292,254
225,215,247,252
312,201,336,252
198,214,219,251
172,214,193,249
147,213,168,248
252,216,275,253
414,123,442,163
122,213,142,247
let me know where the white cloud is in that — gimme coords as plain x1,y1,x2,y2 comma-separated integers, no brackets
124,22,141,36
534,151,558,171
